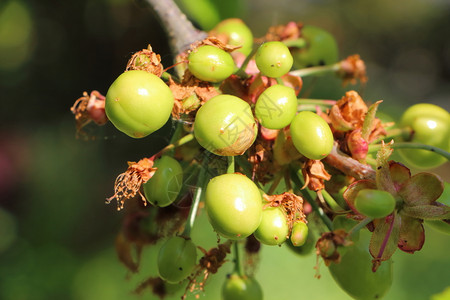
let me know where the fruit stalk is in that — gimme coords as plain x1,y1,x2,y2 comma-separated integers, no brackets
368,142,450,160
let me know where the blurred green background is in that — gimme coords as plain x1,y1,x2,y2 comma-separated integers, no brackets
0,0,449,299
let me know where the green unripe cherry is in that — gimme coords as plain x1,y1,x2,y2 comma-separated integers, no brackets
205,173,262,240
329,234,393,300
254,206,289,245
354,189,396,219
255,41,293,78
157,236,197,283
398,103,450,169
105,70,174,138
255,85,297,130
212,18,254,56
222,273,263,300
143,156,183,207
290,221,309,247
194,94,257,156
290,111,334,160
291,25,339,69
188,45,235,83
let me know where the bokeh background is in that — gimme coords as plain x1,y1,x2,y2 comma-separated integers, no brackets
0,0,449,299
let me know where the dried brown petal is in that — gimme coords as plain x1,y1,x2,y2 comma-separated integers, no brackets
302,159,332,192
126,45,164,77
263,192,306,231
106,158,157,210
329,90,368,132
337,55,368,85
315,229,352,266
70,90,107,138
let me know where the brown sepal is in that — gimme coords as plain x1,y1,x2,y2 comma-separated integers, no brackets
302,159,332,192
126,45,164,77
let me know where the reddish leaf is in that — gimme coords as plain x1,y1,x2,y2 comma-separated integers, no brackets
399,172,444,206
397,216,424,253
369,213,401,263
343,180,377,215
388,161,411,193
401,204,450,220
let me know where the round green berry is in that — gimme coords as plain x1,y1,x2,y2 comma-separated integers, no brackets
291,25,339,69
222,273,263,300
354,189,396,219
255,41,293,78
255,84,297,130
105,70,174,138
254,206,289,245
143,156,183,207
188,45,235,82
194,94,257,156
290,221,309,247
398,103,450,169
212,18,254,56
290,111,334,160
157,236,197,283
205,173,262,240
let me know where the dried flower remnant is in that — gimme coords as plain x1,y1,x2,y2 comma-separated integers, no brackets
329,90,368,132
315,229,353,267
70,90,107,138
106,158,157,210
263,192,306,232
302,159,332,192
168,71,220,119
126,45,164,77
337,55,368,86
183,240,232,299
256,21,303,43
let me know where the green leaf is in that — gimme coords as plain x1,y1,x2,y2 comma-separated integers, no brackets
401,204,450,220
361,100,382,141
369,213,401,262
397,216,424,253
399,172,444,206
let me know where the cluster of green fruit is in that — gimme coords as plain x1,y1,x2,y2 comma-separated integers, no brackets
75,16,450,300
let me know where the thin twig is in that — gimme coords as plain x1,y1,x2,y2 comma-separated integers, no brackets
145,0,207,55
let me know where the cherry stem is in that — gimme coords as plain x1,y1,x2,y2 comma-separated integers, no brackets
233,241,245,276
182,163,207,237
370,127,411,145
156,133,194,158
227,156,235,174
368,142,450,161
268,169,284,195
298,99,336,106
290,166,333,231
289,63,340,77
282,38,306,48
320,189,348,213
348,217,373,238
235,47,258,78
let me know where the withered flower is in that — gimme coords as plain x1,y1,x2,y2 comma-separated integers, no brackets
126,45,164,77
337,54,368,86
106,157,157,210
70,90,107,138
302,159,332,192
